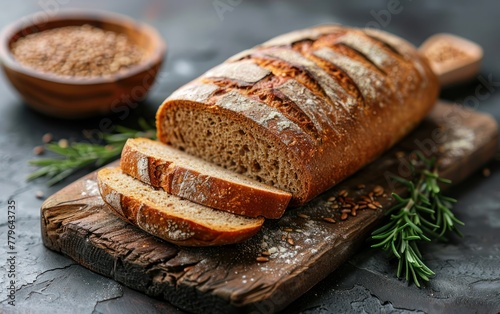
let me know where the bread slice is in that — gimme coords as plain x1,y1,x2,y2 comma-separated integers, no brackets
97,167,265,246
120,138,291,218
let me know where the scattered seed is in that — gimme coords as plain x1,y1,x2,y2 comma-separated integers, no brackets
372,201,383,209
361,195,371,202
33,146,45,155
35,191,44,199
42,133,53,143
352,204,359,211
341,212,348,220
373,185,384,196
368,192,374,201
323,217,336,223
395,151,405,158
351,210,357,217
297,213,310,219
256,256,269,263
341,209,351,213
58,138,69,148
342,203,352,209
339,189,348,197
368,203,377,210
261,251,271,257
283,227,293,232
327,196,336,202
356,184,366,190
344,197,354,203
331,204,339,209
287,237,295,246
358,201,368,205
358,204,368,210
482,168,491,177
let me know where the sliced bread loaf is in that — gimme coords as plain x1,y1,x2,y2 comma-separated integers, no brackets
120,138,291,218
97,167,265,246
156,25,439,206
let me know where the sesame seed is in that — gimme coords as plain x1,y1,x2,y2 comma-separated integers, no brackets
341,213,348,220
327,196,336,202
287,237,295,246
256,256,269,263
261,251,271,257
283,228,293,232
298,213,310,219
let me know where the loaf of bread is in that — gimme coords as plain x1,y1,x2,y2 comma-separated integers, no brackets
97,168,265,246
120,138,291,218
156,25,439,206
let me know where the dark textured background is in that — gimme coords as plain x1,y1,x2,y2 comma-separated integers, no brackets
1,1,499,313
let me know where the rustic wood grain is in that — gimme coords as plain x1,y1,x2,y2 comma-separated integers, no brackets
41,102,498,313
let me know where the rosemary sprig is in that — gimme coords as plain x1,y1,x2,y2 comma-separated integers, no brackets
28,118,156,186
371,152,464,287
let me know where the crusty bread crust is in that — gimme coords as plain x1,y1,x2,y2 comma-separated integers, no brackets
156,25,439,206
97,168,265,246
120,138,291,218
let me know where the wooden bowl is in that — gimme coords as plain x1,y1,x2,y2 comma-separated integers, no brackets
0,10,166,119
419,33,483,86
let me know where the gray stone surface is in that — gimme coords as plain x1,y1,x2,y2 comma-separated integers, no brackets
0,1,499,313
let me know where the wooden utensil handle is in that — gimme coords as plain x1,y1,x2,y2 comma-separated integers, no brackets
419,33,483,87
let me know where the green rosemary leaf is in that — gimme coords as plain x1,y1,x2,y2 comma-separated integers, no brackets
415,205,435,214
403,235,421,241
29,158,67,166
27,166,53,181
45,143,80,157
391,193,408,204
391,175,413,187
372,220,397,235
437,177,452,184
46,168,79,186
440,195,457,203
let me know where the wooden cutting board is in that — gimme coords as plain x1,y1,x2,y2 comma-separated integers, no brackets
41,102,498,314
